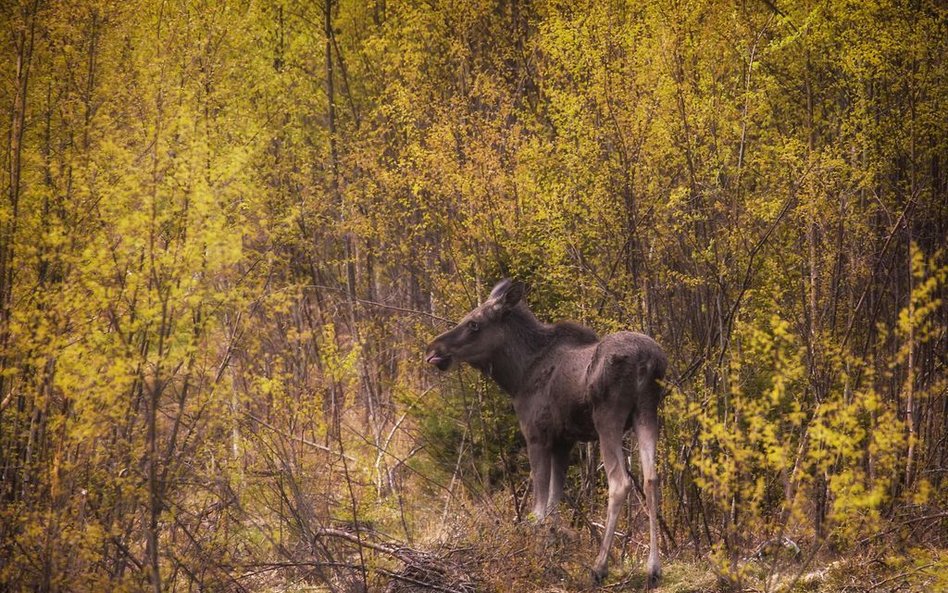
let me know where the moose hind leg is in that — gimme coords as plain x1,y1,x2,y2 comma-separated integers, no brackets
591,428,631,583
637,415,662,588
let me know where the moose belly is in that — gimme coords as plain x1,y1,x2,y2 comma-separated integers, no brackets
522,399,597,443
563,401,597,442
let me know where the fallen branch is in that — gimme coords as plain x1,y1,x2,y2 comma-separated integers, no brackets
315,527,417,562
378,567,473,593
314,528,476,593
864,562,935,592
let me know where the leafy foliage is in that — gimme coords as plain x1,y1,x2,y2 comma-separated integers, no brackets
0,0,945,591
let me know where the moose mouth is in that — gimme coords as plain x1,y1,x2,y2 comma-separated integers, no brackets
425,352,453,371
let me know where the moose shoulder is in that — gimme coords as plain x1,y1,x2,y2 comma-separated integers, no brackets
425,279,667,587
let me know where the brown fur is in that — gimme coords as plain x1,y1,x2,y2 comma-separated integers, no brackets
426,279,667,587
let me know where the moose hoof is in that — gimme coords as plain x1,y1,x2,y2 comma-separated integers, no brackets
591,565,607,585
646,566,662,589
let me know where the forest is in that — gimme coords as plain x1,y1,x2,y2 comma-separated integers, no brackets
1,0,946,591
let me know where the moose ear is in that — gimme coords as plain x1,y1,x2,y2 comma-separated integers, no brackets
490,278,526,309
504,280,526,307
489,278,512,300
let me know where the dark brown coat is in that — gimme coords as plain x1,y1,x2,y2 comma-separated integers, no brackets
426,279,666,586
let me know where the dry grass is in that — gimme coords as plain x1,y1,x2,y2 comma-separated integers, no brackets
383,508,947,593
253,497,946,593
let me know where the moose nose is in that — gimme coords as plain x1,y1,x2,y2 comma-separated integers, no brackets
425,347,452,371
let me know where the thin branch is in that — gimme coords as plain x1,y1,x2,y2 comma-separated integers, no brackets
243,411,356,461
841,193,918,348
303,284,453,325
856,512,948,546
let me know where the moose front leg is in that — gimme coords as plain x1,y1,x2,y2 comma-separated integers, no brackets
546,441,572,518
526,441,552,521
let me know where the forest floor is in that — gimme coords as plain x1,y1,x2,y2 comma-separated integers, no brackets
268,511,946,593
427,519,945,593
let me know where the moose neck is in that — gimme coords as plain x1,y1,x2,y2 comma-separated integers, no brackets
474,307,549,397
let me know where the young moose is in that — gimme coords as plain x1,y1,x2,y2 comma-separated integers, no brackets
425,279,667,586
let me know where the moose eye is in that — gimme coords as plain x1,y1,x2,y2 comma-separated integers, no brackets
467,320,480,332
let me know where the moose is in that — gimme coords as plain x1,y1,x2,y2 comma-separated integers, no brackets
425,279,667,586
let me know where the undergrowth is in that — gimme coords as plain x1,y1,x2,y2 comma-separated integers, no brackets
408,504,947,593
